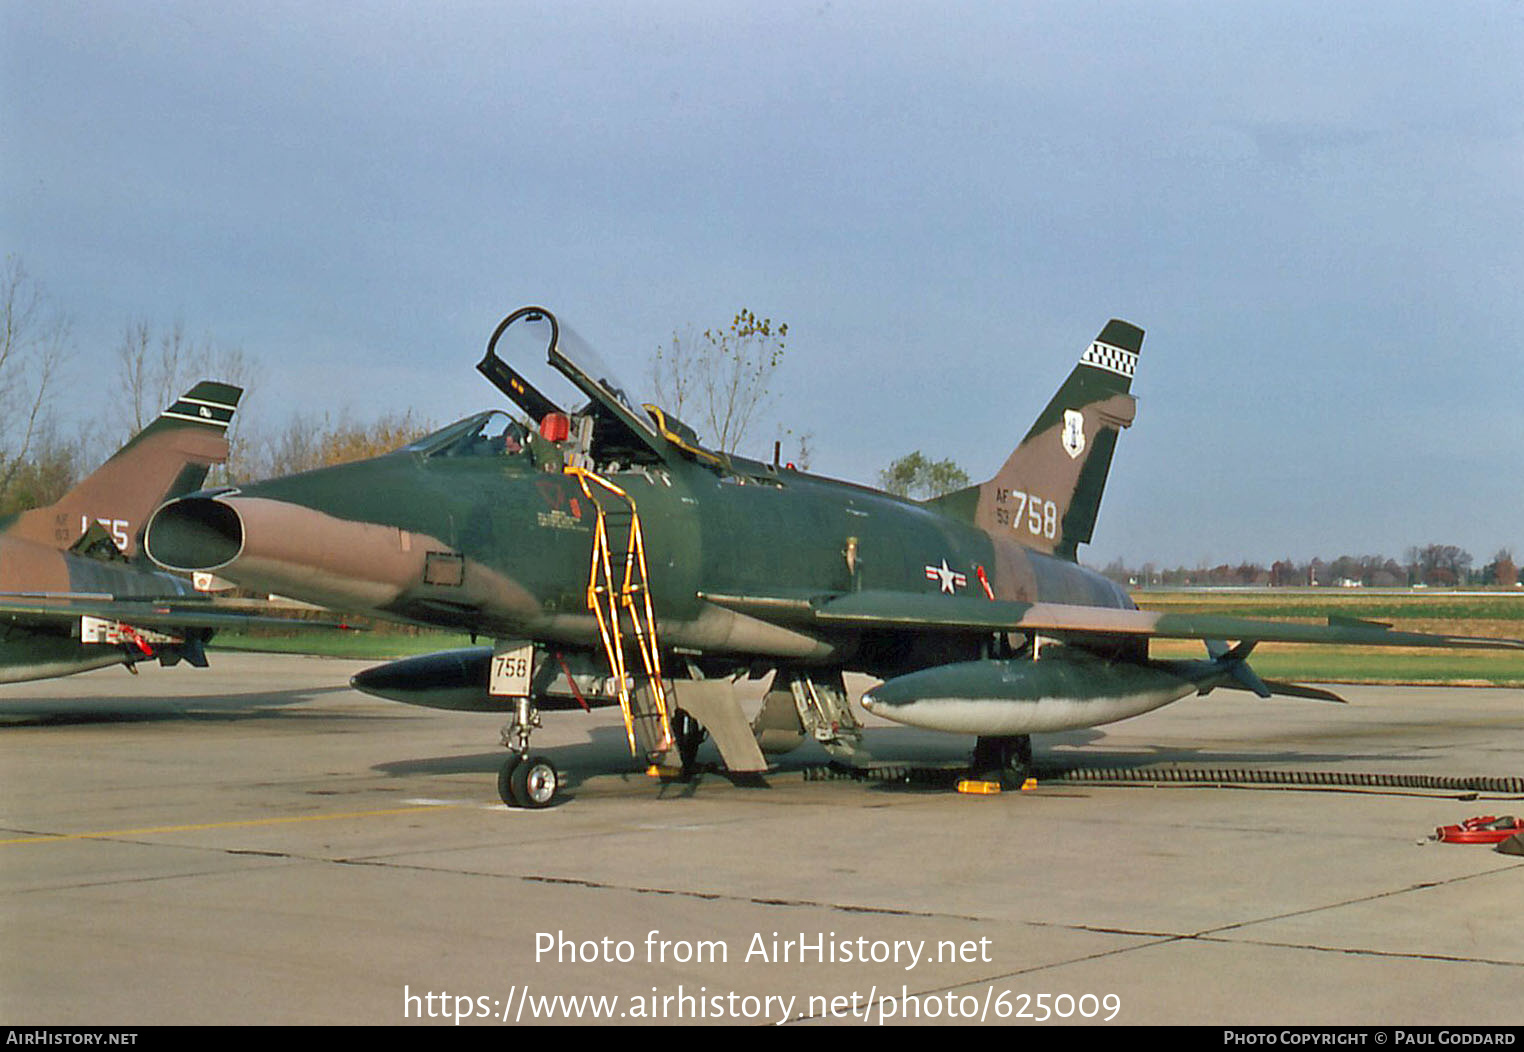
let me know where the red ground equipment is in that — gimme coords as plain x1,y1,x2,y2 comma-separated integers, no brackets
1435,815,1524,844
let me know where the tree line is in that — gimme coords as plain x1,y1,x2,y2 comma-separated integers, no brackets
1098,547,1518,589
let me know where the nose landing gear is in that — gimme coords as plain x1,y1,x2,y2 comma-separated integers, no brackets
498,696,561,808
498,752,560,808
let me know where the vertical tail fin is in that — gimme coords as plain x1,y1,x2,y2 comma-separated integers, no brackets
928,320,1142,561
11,382,242,558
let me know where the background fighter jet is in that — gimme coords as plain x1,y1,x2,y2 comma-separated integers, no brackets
145,308,1523,806
0,381,327,684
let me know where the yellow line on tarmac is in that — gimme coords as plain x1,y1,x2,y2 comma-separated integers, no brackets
0,804,458,845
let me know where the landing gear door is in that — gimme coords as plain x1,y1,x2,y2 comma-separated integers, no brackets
489,640,535,698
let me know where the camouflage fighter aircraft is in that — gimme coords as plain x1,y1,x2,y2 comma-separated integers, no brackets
0,382,327,683
144,308,1523,806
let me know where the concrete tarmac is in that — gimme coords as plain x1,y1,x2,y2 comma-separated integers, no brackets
2,653,1521,1026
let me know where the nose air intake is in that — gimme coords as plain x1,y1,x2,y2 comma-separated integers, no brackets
145,496,244,571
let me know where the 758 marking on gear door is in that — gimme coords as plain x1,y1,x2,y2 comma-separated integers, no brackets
490,643,534,697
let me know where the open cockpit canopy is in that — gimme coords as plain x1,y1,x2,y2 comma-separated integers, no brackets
474,306,725,471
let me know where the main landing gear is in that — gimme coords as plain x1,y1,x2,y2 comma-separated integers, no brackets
671,709,707,780
498,697,561,808
970,734,1033,790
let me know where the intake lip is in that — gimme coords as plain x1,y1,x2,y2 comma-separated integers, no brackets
145,495,244,572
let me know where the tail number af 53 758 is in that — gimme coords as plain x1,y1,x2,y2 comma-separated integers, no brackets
995,489,1057,540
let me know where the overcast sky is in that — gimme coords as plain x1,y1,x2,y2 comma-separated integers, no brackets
3,1,1520,568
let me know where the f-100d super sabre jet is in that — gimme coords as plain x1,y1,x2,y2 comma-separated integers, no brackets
144,308,1523,806
0,382,337,684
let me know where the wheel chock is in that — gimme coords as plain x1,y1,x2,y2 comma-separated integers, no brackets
956,779,1002,795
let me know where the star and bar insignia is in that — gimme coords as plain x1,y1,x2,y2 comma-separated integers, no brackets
924,559,967,594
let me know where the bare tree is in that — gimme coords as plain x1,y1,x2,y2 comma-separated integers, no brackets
765,425,815,471
113,319,259,483
789,429,814,472
650,309,787,455
114,321,257,435
0,258,70,510
252,411,327,481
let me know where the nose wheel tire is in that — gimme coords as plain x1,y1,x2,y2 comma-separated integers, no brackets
499,754,560,808
497,754,522,806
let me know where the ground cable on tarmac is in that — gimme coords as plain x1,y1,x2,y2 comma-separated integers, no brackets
799,762,1524,795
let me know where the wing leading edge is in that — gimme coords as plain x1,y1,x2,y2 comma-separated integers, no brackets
700,589,1524,650
0,593,352,633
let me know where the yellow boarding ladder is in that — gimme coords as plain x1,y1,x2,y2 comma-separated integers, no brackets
564,465,672,756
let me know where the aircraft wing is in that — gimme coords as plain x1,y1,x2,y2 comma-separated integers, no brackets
701,589,1524,650
0,593,353,633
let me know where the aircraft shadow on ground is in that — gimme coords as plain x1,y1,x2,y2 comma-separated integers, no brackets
377,725,958,791
375,724,811,793
374,751,780,802
370,723,1430,799
375,723,639,780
